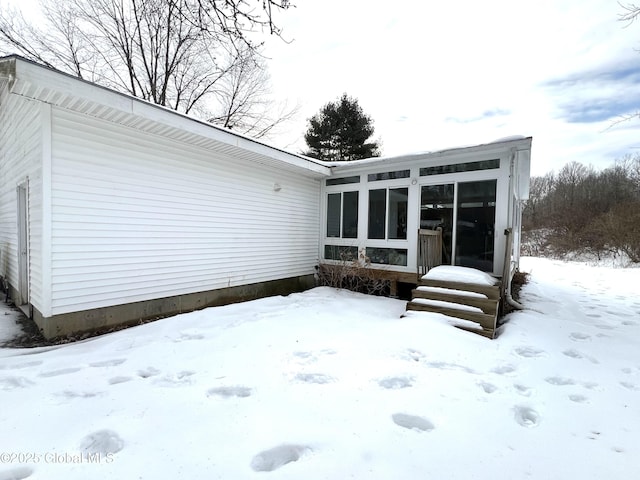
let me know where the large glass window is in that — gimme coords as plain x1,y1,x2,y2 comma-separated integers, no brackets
368,189,386,239
327,193,341,237
366,247,408,266
326,191,359,238
326,175,360,186
368,188,408,240
420,159,499,176
388,188,408,239
368,170,410,182
324,245,358,261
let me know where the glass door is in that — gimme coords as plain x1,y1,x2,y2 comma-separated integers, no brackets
455,180,496,271
420,179,497,272
420,184,454,264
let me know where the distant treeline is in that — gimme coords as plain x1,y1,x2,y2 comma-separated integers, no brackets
522,155,640,263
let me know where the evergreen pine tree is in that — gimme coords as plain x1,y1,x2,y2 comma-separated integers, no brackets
304,94,381,161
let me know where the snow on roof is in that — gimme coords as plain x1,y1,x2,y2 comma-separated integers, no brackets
324,136,532,170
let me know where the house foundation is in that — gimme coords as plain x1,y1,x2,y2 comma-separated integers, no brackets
11,275,316,339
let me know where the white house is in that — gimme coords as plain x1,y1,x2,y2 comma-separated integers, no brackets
0,55,532,339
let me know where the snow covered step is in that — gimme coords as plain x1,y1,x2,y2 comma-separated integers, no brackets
420,265,501,300
409,266,502,339
412,287,499,313
419,278,501,300
416,286,488,299
421,265,499,287
405,300,497,336
410,298,484,313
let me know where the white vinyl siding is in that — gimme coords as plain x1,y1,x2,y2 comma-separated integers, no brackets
50,107,320,314
0,90,44,311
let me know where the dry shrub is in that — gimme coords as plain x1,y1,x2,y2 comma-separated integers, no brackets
317,250,389,296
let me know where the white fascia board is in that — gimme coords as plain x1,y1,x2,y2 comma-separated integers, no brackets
329,137,533,175
515,148,532,200
14,58,134,112
11,57,330,177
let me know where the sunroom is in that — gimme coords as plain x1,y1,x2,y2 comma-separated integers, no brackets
319,137,532,291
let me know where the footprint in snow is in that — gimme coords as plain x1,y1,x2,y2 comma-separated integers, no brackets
478,381,497,394
514,384,532,397
595,324,615,330
175,331,205,342
582,381,601,391
90,359,126,368
378,376,413,389
545,376,576,386
38,367,83,378
58,390,104,399
250,444,311,472
137,367,161,378
569,394,589,403
108,376,133,385
294,373,333,384
292,349,336,364
427,361,476,374
0,376,35,390
569,332,591,341
0,466,33,480
80,429,124,455
0,360,42,370
153,371,195,387
293,351,314,360
207,386,252,398
392,413,435,432
562,349,599,364
622,320,638,326
563,349,583,359
586,314,602,319
620,381,638,391
405,348,425,362
562,349,600,364
491,364,516,375
514,346,546,358
514,405,541,428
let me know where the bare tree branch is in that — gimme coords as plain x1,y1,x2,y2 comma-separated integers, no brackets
619,2,640,25
207,49,299,138
0,0,295,139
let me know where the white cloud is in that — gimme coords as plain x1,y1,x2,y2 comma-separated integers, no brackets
265,0,640,174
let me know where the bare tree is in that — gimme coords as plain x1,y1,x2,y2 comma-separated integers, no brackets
208,49,299,138
0,0,295,135
522,155,640,262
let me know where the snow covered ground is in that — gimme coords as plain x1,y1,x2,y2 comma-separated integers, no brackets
0,302,25,346
0,256,638,479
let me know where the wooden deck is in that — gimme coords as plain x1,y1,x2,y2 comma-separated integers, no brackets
406,278,501,339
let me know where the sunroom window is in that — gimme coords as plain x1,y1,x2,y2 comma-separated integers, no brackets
326,191,359,238
368,188,408,240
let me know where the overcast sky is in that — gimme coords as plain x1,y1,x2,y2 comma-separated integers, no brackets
262,0,640,175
